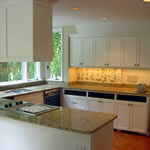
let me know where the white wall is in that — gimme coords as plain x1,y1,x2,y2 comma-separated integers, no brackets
75,21,150,36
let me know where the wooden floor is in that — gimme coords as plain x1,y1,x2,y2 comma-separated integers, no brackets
113,131,150,150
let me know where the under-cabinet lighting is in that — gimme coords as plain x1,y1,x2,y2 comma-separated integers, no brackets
143,0,150,2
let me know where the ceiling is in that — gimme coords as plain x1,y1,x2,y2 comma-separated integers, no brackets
53,0,150,26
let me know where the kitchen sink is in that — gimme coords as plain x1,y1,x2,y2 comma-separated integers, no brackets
5,89,32,94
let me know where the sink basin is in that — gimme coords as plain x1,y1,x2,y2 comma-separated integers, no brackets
5,89,32,94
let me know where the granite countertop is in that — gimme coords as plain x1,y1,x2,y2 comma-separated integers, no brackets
0,82,150,98
0,99,117,134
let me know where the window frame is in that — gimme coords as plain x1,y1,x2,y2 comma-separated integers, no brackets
0,62,41,86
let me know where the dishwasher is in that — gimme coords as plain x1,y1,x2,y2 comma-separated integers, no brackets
44,89,61,106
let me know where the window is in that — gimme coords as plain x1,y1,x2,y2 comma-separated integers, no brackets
0,62,22,82
0,62,40,84
48,28,63,81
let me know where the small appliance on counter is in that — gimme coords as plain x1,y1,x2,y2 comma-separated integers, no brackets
137,83,147,93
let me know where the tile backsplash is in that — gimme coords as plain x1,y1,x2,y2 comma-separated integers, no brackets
77,68,121,83
68,68,150,85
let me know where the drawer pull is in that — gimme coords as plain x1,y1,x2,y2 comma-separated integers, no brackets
72,102,77,104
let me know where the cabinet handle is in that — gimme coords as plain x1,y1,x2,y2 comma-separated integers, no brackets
137,64,139,66
72,102,77,104
80,63,83,65
98,101,103,103
134,64,137,66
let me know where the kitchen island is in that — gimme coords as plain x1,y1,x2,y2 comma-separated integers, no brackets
0,99,117,150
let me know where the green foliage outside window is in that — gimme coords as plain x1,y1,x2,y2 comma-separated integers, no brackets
49,32,62,80
0,63,22,82
27,62,36,80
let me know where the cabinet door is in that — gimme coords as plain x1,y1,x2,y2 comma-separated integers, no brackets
122,37,137,68
138,36,150,68
101,99,115,114
116,101,130,130
7,4,32,59
14,92,44,104
108,38,122,67
70,38,82,67
0,7,7,58
87,98,101,112
95,38,107,67
130,103,148,133
82,38,94,67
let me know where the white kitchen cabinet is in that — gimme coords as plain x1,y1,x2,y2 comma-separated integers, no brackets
88,97,115,114
63,95,87,110
0,7,7,59
0,0,53,62
82,38,95,67
122,37,138,68
108,38,122,67
115,101,131,130
94,38,107,67
70,37,94,67
130,103,148,133
115,95,148,134
63,90,87,110
70,38,82,67
88,97,115,113
138,36,150,68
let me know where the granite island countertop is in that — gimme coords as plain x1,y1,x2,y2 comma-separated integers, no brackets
0,99,117,134
0,82,150,98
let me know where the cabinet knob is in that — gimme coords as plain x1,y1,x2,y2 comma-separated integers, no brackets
137,64,139,66
134,64,137,66
98,101,102,103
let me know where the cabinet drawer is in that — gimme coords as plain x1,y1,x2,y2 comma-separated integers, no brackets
88,92,114,99
117,94,146,103
64,90,86,96
63,95,86,110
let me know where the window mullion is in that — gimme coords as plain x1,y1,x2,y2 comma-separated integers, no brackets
22,62,27,81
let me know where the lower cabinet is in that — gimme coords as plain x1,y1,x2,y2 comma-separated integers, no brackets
115,95,148,134
63,95,87,110
14,91,44,104
63,90,87,110
63,89,149,134
87,97,115,114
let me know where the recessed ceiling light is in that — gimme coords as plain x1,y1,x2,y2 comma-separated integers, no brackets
72,7,80,10
101,17,110,20
143,0,150,2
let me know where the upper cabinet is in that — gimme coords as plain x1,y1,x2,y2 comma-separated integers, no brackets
138,36,150,69
70,35,150,69
122,37,137,68
108,37,122,67
70,37,94,67
0,0,53,62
